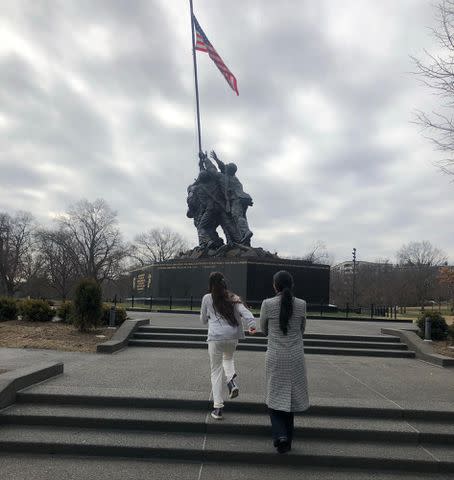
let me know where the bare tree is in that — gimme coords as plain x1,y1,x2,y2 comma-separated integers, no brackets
302,241,332,264
396,241,447,267
132,227,189,265
57,199,129,284
288,241,332,264
331,260,396,307
36,228,77,300
413,0,454,175
396,241,447,306
438,266,454,310
0,211,35,296
330,268,351,306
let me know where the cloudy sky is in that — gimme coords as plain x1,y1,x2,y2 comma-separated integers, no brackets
1,0,452,264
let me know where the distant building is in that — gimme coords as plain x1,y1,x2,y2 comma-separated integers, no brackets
332,260,392,274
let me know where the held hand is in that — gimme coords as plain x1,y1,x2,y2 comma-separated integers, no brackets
248,327,257,335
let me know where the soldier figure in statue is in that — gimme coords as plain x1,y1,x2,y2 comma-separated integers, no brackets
187,155,243,249
186,150,254,254
186,171,224,250
209,150,253,245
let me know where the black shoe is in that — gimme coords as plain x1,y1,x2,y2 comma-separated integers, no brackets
276,437,290,454
211,408,223,420
227,373,239,399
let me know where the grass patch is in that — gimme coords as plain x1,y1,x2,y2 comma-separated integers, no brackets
0,319,116,353
397,306,454,322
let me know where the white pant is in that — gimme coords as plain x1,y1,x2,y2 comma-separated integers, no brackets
208,340,238,408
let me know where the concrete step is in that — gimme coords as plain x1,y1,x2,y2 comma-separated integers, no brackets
140,326,402,343
304,333,401,343
1,404,205,434
0,424,452,472
133,332,267,343
15,392,454,421
128,339,416,358
132,332,409,350
1,453,449,480
2,403,453,445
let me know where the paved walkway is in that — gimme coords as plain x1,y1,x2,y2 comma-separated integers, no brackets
128,311,416,336
0,454,448,480
1,313,449,412
1,454,448,480
2,346,453,412
1,313,453,479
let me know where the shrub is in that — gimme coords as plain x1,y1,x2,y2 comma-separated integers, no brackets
416,311,448,341
101,304,128,327
0,297,18,322
19,299,54,322
57,301,73,323
72,278,102,332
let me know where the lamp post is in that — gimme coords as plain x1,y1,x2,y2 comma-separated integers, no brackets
352,248,357,309
0,223,6,295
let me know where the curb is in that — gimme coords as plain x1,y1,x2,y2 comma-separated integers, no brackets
97,319,150,354
381,328,454,367
0,362,63,410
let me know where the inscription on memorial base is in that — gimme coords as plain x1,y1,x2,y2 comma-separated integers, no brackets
131,257,329,307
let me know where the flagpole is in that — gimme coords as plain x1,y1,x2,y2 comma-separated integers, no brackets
189,0,202,154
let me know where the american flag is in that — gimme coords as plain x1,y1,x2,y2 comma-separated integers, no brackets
193,15,239,96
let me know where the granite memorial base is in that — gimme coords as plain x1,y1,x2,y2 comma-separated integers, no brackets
131,257,329,307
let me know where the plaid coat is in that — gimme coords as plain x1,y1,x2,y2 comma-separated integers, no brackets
260,296,309,412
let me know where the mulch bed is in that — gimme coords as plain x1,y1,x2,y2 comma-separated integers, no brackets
432,341,454,358
0,319,115,353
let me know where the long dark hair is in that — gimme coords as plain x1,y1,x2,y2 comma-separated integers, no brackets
209,272,239,327
273,270,294,335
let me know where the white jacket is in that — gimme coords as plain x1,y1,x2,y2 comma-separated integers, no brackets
200,293,256,341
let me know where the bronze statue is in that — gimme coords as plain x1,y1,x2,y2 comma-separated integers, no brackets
186,150,254,252
210,151,253,245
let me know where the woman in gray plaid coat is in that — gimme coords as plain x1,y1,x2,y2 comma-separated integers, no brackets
260,270,309,454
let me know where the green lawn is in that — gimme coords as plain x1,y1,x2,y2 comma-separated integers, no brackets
396,305,454,324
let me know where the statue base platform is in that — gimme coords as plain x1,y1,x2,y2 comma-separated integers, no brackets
131,254,330,308
176,243,278,260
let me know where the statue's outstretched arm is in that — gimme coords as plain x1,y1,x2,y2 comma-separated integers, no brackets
198,151,207,171
198,151,217,173
210,150,225,173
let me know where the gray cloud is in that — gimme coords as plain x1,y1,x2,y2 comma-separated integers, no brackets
0,0,452,265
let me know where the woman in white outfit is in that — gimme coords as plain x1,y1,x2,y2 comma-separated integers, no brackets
200,271,256,420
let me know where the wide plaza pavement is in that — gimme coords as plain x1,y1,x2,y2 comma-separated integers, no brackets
0,313,453,479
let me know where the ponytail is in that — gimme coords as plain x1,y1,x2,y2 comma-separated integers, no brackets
209,271,239,327
273,271,294,335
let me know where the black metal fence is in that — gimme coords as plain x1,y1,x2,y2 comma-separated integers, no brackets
125,296,406,320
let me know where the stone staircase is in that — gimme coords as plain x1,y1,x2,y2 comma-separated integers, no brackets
128,326,416,358
0,391,453,474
